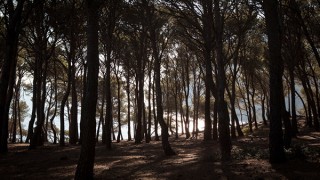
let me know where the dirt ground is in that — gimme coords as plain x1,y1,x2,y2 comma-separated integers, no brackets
1,120,320,179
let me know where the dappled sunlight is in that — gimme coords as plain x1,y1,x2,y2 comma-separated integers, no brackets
2,124,320,179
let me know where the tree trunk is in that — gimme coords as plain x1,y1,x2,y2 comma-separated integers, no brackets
261,93,268,125
214,0,231,161
126,74,132,141
152,80,159,141
149,11,176,155
146,63,152,143
70,61,78,144
263,0,286,163
203,0,214,141
182,56,190,139
245,75,253,133
0,0,25,154
289,65,297,136
75,0,100,178
79,60,87,145
59,60,71,147
96,90,105,142
26,75,37,143
116,74,122,143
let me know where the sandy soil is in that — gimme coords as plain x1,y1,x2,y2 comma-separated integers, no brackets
1,120,320,179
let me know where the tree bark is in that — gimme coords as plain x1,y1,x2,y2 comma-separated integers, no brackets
75,0,100,178
263,0,286,163
202,0,214,141
214,0,231,161
0,0,26,154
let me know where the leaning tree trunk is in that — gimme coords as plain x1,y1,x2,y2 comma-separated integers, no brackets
59,60,71,147
26,74,37,143
75,0,100,178
149,17,176,156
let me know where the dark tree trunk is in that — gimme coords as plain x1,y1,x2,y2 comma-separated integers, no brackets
289,66,298,136
146,63,152,143
154,54,176,156
96,90,105,142
116,74,122,143
29,0,54,149
152,80,159,141
103,0,117,150
50,60,58,144
175,77,179,139
261,93,268,125
245,76,253,133
79,60,87,145
202,0,214,141
281,90,292,149
263,0,286,163
126,74,132,141
135,37,146,144
75,0,100,178
0,0,25,154
30,43,49,149
105,63,112,149
70,60,78,144
59,60,72,147
251,87,258,129
214,0,231,161
149,8,176,155
11,85,18,143
182,56,190,139
212,100,218,140
26,75,37,143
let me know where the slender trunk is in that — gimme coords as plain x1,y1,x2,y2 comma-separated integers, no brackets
245,76,253,133
126,74,131,141
18,100,22,143
149,13,176,155
26,75,37,143
96,91,105,143
104,0,117,150
12,85,17,143
182,58,190,139
146,65,152,143
289,66,297,136
59,60,72,147
261,94,268,125
116,74,122,143
152,79,159,141
70,62,78,144
251,87,258,129
212,100,218,140
79,60,87,144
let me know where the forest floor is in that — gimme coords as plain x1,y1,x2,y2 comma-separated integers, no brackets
1,118,320,179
